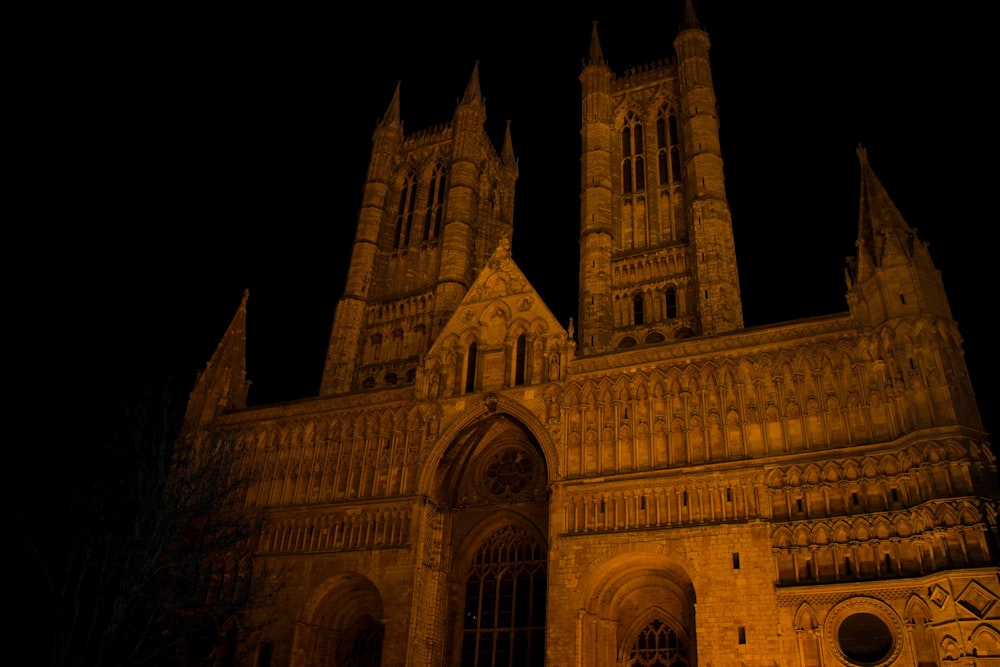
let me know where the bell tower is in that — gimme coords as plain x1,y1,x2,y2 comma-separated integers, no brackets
320,66,519,395
577,1,743,355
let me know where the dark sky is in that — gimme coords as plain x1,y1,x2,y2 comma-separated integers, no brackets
68,3,994,441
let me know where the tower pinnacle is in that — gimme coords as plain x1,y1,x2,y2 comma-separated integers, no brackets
461,61,484,107
681,0,701,30
381,80,401,126
587,21,606,66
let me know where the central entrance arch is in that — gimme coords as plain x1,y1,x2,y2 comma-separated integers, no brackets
432,411,551,667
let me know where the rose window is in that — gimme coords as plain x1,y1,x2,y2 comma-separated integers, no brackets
483,447,534,499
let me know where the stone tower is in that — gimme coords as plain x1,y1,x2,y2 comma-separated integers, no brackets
319,64,519,395
577,3,743,356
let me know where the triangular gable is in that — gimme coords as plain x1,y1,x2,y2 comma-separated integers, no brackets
422,239,572,396
430,239,568,354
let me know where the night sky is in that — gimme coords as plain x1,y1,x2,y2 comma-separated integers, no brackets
67,3,994,443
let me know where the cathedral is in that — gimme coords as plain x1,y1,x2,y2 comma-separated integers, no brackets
183,4,1000,666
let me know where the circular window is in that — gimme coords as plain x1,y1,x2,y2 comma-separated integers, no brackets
482,446,535,500
837,613,893,665
826,598,902,667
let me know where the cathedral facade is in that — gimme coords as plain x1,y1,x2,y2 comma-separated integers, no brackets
184,5,1000,666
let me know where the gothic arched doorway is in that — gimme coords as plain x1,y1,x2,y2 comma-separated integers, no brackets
435,412,550,667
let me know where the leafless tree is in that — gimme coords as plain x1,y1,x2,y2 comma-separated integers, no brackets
16,382,278,667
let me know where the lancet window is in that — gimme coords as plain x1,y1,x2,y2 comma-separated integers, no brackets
465,341,478,394
622,112,645,194
423,163,447,241
633,291,645,325
394,171,418,248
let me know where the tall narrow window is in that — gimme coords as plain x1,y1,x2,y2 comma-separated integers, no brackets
665,286,678,318
367,333,382,365
424,163,447,241
465,342,478,394
395,172,417,248
669,114,681,182
656,108,682,185
460,525,546,667
632,291,644,325
514,334,527,386
621,112,645,194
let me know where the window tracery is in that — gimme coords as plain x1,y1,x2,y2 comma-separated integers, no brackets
459,525,546,666
626,618,689,667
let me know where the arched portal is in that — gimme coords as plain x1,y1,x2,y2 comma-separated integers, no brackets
291,572,385,667
579,553,698,667
433,411,551,667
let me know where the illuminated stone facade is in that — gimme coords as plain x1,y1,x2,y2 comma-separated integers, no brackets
184,6,1000,666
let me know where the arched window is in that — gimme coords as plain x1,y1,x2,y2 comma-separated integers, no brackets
465,341,478,394
423,163,447,241
626,618,689,667
460,525,546,666
669,114,681,182
513,333,527,386
395,172,417,248
622,113,645,193
368,333,382,364
633,291,645,325
665,286,678,319
656,108,682,185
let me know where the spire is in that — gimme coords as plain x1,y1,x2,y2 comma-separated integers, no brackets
381,80,401,127
461,61,484,107
681,0,702,30
502,119,515,164
846,146,952,324
183,290,250,432
855,144,920,276
587,21,606,66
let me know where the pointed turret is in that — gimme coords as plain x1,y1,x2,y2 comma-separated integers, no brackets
322,82,404,394
681,0,701,30
502,119,516,165
577,20,616,353
433,60,490,330
184,290,249,432
587,20,606,66
460,61,485,109
673,0,744,335
846,146,952,326
381,80,402,127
